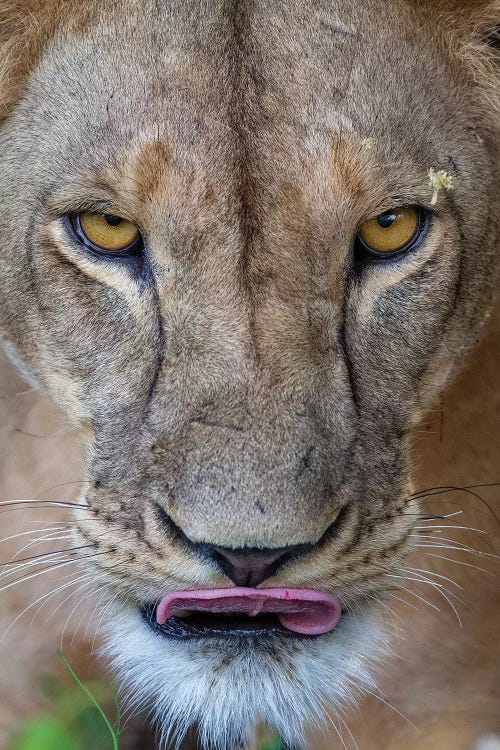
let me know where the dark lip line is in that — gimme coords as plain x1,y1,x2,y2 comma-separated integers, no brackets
140,603,323,640
153,502,352,568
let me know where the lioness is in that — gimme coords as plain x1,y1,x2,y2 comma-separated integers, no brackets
0,1,499,748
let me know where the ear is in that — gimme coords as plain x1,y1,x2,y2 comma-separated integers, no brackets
432,1,500,134
434,0,499,33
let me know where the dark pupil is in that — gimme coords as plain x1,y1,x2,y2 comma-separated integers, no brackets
377,212,396,229
105,215,122,227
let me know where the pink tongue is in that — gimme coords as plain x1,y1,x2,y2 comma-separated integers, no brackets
156,587,341,636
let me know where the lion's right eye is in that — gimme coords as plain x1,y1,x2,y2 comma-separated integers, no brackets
70,212,143,256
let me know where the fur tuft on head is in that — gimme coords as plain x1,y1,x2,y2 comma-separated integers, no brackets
423,0,500,128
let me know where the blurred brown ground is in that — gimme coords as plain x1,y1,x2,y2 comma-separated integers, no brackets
0,303,499,750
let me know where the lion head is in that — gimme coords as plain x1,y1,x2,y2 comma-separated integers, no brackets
0,1,499,747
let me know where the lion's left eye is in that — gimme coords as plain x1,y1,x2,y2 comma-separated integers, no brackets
356,207,428,259
70,212,142,255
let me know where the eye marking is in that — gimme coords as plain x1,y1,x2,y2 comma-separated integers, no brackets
356,206,429,260
69,212,143,256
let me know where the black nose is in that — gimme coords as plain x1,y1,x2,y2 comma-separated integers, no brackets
205,543,312,587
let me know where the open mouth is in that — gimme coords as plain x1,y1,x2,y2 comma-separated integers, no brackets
141,587,342,639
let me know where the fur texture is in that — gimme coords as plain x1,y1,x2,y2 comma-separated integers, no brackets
104,604,387,749
0,1,499,748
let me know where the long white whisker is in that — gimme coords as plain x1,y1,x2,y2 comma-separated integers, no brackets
420,552,495,576
401,565,463,590
411,534,481,548
79,587,111,646
1,572,92,643
416,510,464,520
39,575,95,628
413,543,498,559
397,569,464,627
0,526,68,546
0,545,93,581
11,533,75,562
337,709,361,750
384,576,441,612
0,549,108,594
63,584,108,648
415,525,488,534
361,687,417,730
384,591,420,612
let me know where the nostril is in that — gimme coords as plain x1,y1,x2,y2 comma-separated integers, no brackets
208,544,313,587
153,503,315,586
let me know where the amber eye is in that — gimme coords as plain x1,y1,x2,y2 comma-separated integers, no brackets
71,213,142,255
356,207,428,258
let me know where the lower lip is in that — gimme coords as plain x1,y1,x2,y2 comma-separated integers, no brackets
140,604,328,640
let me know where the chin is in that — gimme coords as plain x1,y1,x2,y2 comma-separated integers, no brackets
102,601,388,750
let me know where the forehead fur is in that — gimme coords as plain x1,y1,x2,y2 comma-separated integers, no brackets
0,0,498,121
0,0,97,122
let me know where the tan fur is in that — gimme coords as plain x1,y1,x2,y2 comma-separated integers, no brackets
0,1,499,747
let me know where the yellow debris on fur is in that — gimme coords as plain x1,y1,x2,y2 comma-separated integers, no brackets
362,137,375,151
428,168,454,205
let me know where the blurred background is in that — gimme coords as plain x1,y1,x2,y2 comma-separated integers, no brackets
0,302,499,750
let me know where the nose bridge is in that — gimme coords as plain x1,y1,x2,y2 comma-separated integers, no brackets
148,172,344,548
159,387,339,549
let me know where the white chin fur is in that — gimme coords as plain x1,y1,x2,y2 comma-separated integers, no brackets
102,603,388,750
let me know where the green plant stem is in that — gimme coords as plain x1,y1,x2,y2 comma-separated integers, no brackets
57,651,119,750
113,691,121,737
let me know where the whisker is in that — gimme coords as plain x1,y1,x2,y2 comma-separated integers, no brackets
383,576,441,612
384,591,420,612
38,575,95,628
410,534,497,554
0,499,88,509
361,687,417,730
0,535,77,579
83,592,112,648
420,552,496,577
17,532,75,553
0,549,110,595
411,485,500,526
0,526,70,547
397,569,465,627
91,590,122,655
0,544,95,569
1,572,92,644
2,573,93,641
326,712,349,750
0,387,36,400
401,565,463,589
63,583,108,647
413,542,499,559
33,480,92,500
413,529,499,555
414,524,487,535
336,711,360,750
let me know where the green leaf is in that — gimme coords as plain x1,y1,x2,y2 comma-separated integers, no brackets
258,730,285,750
6,717,80,750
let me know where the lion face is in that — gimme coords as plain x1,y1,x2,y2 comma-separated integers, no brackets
0,0,499,747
